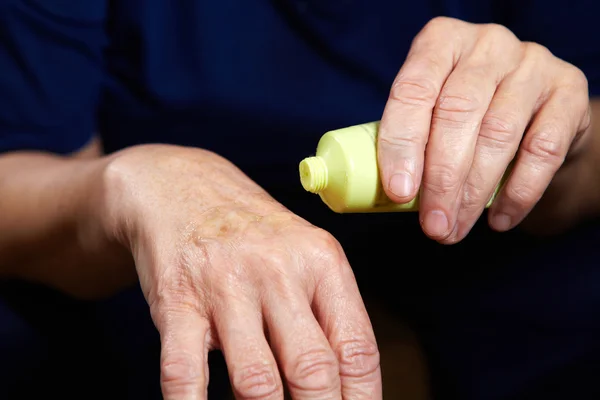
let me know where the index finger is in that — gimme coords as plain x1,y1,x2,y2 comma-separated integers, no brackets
378,18,460,203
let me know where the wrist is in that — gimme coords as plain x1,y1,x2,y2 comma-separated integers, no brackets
67,155,137,297
0,151,136,298
94,143,284,257
82,153,132,251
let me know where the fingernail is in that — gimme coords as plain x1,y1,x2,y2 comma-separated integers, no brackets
389,172,413,198
492,213,512,231
423,209,449,237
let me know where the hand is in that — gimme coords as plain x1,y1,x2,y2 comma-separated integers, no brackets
378,17,591,244
99,145,381,399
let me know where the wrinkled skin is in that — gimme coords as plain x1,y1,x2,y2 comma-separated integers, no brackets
90,17,592,400
99,145,381,400
378,17,591,244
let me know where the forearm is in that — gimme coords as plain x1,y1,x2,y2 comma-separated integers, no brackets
524,99,600,234
0,147,134,298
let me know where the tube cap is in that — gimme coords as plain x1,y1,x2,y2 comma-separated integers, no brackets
299,156,328,193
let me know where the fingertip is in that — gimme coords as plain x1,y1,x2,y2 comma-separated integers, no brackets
388,172,415,200
488,206,515,232
421,209,451,239
488,189,519,232
377,121,425,204
489,211,513,232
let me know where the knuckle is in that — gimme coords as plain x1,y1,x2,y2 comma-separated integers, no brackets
336,339,381,379
479,113,522,149
436,90,481,115
431,112,475,131
423,163,463,195
161,352,204,393
422,16,455,36
566,66,589,89
149,279,203,328
286,347,340,393
522,129,566,166
522,41,552,61
306,228,345,265
503,182,539,209
481,23,514,39
390,76,439,108
260,246,290,268
378,132,423,150
233,362,282,399
560,67,590,101
257,247,295,291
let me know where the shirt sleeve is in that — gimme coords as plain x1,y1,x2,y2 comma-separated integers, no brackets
499,0,600,96
0,0,108,154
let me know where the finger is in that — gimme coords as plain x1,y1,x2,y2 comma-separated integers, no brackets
213,294,284,399
378,18,461,203
312,257,382,399
489,86,589,231
419,28,521,241
262,274,342,399
157,307,212,400
453,46,550,241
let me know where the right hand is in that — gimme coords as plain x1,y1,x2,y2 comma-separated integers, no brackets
97,145,382,399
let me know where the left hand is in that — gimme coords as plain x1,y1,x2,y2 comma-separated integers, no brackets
377,17,592,244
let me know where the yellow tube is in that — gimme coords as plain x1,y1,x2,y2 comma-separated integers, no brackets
299,121,506,213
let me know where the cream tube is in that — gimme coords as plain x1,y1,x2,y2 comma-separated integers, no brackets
299,121,507,213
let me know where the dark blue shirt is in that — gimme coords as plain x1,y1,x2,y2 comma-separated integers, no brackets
2,1,600,399
1,0,599,169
